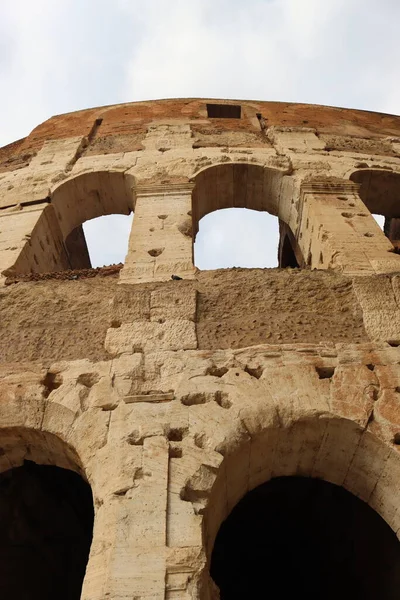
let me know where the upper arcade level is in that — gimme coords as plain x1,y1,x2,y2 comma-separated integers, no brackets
1,98,400,284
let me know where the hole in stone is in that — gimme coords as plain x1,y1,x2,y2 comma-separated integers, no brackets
181,392,208,406
366,364,375,371
395,387,400,393
206,366,229,378
244,365,263,380
126,432,144,445
341,212,354,218
42,372,63,397
364,232,374,237
110,320,121,328
77,373,100,388
178,219,193,237
215,391,232,409
315,366,336,379
211,476,400,600
388,340,400,347
158,214,168,220
148,248,164,257
194,432,206,449
169,445,183,458
166,427,187,442
393,432,400,445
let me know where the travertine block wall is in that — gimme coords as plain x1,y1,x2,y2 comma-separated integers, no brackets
1,99,400,599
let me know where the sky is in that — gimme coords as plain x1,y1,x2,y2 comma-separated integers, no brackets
1,0,399,268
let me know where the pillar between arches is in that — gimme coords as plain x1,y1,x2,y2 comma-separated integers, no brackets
298,180,400,275
120,183,196,284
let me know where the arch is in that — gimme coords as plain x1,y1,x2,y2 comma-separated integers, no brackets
0,427,86,476
192,163,285,239
350,169,400,250
203,416,400,552
191,163,303,269
211,476,400,599
0,427,94,600
350,169,400,217
183,412,400,597
51,170,135,239
10,170,135,274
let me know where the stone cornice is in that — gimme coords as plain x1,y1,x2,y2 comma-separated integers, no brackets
300,180,360,196
136,182,195,196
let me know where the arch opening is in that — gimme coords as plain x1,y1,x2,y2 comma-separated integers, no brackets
211,476,400,600
350,169,400,252
82,212,133,267
9,170,135,275
192,163,302,270
194,207,279,269
0,460,94,600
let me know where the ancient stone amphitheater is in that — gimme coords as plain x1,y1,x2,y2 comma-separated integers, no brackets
1,98,400,599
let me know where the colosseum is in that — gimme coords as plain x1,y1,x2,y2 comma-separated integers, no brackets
1,98,400,599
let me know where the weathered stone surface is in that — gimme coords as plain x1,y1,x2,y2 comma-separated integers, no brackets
1,98,400,599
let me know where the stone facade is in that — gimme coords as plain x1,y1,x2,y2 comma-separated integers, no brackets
1,98,400,598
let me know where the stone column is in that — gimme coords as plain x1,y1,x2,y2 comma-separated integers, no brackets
298,181,400,275
82,436,170,600
105,437,169,599
120,183,196,284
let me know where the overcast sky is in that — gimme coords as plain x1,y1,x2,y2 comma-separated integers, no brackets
1,0,399,268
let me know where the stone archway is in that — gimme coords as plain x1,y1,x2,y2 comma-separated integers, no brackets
191,162,301,270
185,414,400,598
192,163,285,235
210,475,400,599
350,169,400,252
0,427,94,600
6,170,135,275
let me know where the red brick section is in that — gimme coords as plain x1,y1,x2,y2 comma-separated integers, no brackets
0,137,33,173
2,99,400,161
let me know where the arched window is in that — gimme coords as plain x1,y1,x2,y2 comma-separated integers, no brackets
211,476,400,600
0,462,93,600
194,207,280,269
350,169,400,252
9,171,135,275
192,163,302,270
0,430,94,600
82,213,133,267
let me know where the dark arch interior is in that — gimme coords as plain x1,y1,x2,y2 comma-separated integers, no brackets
0,460,94,600
211,476,400,600
279,234,299,268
